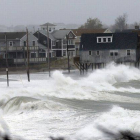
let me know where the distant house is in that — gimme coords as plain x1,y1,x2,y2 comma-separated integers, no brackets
0,32,47,65
34,23,76,58
40,23,56,33
80,32,139,66
72,29,112,56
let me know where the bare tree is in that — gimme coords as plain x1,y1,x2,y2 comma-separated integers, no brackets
79,18,103,29
114,14,128,31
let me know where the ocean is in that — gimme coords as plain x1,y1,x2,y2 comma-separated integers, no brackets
1,63,140,140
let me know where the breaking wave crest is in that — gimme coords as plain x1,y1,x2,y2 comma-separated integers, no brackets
0,63,140,107
2,96,68,113
75,106,140,140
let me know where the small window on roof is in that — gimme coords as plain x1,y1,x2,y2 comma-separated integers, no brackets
108,38,111,42
98,38,101,42
103,38,106,42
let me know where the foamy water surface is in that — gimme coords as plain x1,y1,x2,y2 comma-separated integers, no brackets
0,63,140,140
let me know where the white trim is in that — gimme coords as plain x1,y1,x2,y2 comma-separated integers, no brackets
97,36,113,43
67,30,77,39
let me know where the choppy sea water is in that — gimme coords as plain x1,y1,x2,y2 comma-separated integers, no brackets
1,63,140,140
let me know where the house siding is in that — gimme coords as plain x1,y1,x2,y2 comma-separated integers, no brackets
80,49,136,63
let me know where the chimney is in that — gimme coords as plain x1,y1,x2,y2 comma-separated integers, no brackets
135,26,139,30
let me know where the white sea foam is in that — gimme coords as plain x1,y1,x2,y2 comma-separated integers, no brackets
1,63,140,140
0,63,140,108
75,106,140,140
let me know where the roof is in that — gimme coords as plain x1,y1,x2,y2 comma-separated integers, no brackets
39,30,55,40
38,43,47,50
72,29,107,36
40,23,56,26
80,33,138,51
116,29,140,36
52,30,71,39
0,32,26,40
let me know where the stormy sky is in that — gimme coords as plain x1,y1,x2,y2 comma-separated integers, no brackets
0,0,139,26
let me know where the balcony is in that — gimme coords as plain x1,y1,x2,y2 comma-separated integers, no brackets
14,57,47,64
0,46,39,52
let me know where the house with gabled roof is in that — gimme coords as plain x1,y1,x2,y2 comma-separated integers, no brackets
72,29,112,56
0,32,47,65
79,32,139,67
34,24,76,58
40,23,56,33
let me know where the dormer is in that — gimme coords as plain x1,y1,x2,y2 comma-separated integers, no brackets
97,36,113,43
40,23,56,33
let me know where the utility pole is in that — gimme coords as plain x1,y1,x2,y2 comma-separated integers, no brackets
66,35,70,73
26,28,30,82
47,23,50,77
5,33,9,87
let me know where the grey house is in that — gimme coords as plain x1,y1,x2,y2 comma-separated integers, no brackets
34,28,76,58
0,32,47,65
79,33,139,67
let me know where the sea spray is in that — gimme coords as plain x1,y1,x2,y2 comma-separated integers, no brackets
75,106,140,140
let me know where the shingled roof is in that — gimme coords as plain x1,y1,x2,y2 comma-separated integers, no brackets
52,30,71,39
80,33,138,51
0,32,26,40
72,29,107,36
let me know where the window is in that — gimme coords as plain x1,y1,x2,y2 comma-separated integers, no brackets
68,33,73,38
96,51,100,56
33,41,35,46
89,51,92,55
97,37,112,43
103,38,106,42
52,40,56,46
108,38,111,42
49,28,51,32
110,50,118,56
39,53,46,58
24,41,26,46
110,52,113,56
9,41,13,47
127,50,131,56
31,53,36,58
98,38,101,42
68,40,73,45
115,52,118,56
63,50,66,56
52,52,56,57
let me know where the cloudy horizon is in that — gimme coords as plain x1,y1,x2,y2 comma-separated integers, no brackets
0,0,139,26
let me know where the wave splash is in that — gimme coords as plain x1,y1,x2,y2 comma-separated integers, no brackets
74,106,140,140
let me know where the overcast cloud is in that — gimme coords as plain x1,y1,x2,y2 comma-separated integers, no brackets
0,0,139,26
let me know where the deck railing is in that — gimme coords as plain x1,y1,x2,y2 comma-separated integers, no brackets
0,46,39,51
